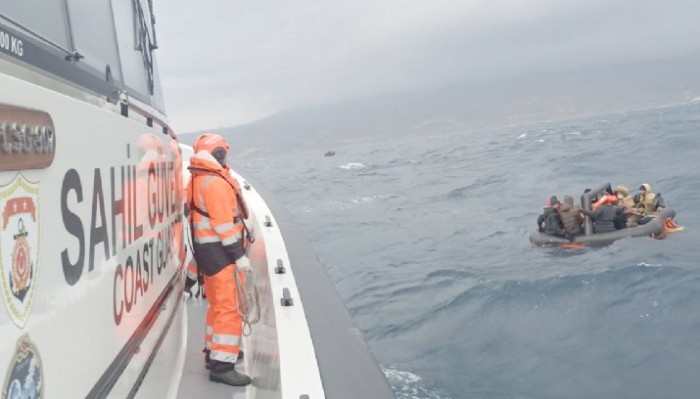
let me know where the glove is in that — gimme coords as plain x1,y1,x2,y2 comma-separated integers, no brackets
235,255,251,273
185,275,196,292
244,220,255,241
184,276,197,300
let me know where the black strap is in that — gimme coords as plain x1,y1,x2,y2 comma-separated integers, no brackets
187,178,198,259
190,203,210,218
188,165,249,219
188,170,254,249
188,166,254,243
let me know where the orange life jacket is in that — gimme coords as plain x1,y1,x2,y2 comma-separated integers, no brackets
187,152,249,276
592,194,618,211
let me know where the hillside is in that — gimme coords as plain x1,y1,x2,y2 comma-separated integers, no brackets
178,52,700,155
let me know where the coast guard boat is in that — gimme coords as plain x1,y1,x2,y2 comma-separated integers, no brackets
0,2,394,398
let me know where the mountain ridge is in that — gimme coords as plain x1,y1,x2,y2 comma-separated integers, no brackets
178,52,700,154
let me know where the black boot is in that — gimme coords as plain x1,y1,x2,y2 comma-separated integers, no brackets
209,360,251,386
203,348,211,370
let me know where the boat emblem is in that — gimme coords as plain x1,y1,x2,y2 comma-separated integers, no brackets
0,174,39,328
1,334,44,399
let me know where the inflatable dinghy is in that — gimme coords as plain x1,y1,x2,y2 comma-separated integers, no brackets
530,208,677,247
531,183,681,248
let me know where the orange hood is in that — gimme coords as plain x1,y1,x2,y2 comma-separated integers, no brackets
189,150,226,174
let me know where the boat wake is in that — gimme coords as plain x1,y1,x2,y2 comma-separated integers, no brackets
383,368,451,399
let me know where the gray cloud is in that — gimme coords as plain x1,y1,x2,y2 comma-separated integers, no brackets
154,0,700,132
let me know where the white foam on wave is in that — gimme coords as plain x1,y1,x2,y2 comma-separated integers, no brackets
350,196,377,205
328,200,353,211
518,133,527,138
382,368,452,399
636,262,662,268
383,368,423,384
328,195,384,210
339,162,366,170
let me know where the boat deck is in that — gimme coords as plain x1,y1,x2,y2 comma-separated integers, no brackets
176,298,247,399
159,165,395,399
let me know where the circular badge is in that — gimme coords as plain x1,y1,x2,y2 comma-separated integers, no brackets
2,334,43,399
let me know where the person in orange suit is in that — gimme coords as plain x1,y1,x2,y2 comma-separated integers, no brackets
187,133,251,386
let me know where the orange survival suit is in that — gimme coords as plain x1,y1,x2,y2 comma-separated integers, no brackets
186,133,251,385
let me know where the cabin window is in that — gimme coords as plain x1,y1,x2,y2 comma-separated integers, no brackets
112,0,156,101
1,0,71,48
65,0,123,86
2,0,165,113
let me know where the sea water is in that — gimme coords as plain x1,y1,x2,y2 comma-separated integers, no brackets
239,102,700,399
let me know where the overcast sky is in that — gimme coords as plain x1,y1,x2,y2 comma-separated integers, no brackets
154,0,700,133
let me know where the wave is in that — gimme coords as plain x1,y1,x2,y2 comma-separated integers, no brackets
425,269,474,280
241,103,700,398
383,368,452,399
635,261,662,268
446,175,508,198
339,162,367,170
326,194,396,211
371,264,690,339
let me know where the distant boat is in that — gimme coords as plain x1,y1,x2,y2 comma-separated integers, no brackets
324,150,336,157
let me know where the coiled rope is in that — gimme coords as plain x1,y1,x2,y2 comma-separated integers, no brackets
234,266,260,337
